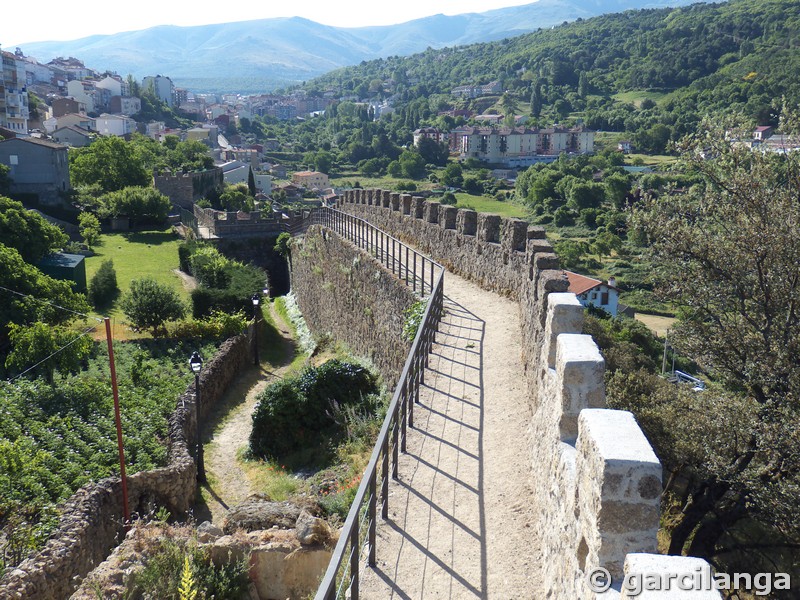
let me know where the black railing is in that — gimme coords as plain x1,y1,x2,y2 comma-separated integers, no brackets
292,207,445,599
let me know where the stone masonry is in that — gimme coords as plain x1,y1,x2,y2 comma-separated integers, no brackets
337,189,721,599
0,331,254,600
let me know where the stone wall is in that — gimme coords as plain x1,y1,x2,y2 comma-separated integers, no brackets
290,224,416,386
337,189,721,599
0,332,254,600
154,168,223,210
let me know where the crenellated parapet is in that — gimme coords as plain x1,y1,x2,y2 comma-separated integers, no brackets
337,189,721,599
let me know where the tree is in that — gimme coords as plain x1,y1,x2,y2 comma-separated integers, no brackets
218,184,254,212
121,278,185,335
398,149,426,179
247,167,257,197
78,212,101,249
530,80,543,119
101,187,171,226
0,244,89,335
5,322,92,384
628,117,800,568
416,137,450,167
0,196,68,262
441,162,463,188
88,259,118,308
69,136,150,192
0,164,10,195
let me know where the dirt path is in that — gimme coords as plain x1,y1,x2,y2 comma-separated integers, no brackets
198,304,298,525
360,269,542,599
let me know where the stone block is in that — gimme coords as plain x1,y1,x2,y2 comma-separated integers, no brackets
621,554,723,598
402,194,413,215
503,218,528,251
457,209,477,236
478,214,501,243
391,192,401,211
576,410,662,579
424,201,440,224
556,335,605,440
412,196,425,218
440,205,458,229
544,293,585,369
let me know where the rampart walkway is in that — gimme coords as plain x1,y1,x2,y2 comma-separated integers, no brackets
360,268,542,598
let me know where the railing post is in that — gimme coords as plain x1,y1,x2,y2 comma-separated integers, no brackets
408,370,414,428
350,521,360,599
405,245,409,286
381,436,389,518
369,469,377,566
401,383,407,453
430,261,434,297
413,251,417,293
392,407,399,479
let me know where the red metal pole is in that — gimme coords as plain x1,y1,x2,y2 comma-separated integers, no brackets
105,317,130,528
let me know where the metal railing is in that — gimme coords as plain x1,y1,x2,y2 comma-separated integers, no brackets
292,207,445,599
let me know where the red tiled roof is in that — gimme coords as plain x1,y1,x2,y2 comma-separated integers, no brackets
565,271,603,295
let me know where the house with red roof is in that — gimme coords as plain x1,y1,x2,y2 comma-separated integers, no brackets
565,271,620,316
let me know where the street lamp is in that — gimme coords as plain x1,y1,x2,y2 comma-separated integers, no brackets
189,351,206,484
252,293,261,366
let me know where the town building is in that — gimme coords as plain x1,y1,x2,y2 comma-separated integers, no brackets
452,125,595,167
0,137,71,203
565,271,620,316
292,170,329,190
51,125,93,147
142,75,175,107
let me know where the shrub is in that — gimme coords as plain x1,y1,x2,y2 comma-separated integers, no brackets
250,360,378,459
440,191,457,205
166,310,247,339
121,278,186,335
88,259,118,308
78,212,101,248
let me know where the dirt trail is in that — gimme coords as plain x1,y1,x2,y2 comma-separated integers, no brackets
360,268,543,599
198,303,298,525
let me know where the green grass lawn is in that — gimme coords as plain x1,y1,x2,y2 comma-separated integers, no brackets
84,227,187,321
329,172,437,192
612,90,669,107
454,193,530,219
625,153,678,167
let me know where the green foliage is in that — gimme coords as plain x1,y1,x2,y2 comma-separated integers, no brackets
5,322,93,383
0,196,69,263
87,259,119,309
166,310,247,339
78,212,101,248
121,277,186,335
273,232,291,258
0,244,90,334
217,183,254,212
250,360,378,459
131,534,249,600
402,299,427,342
70,136,151,192
100,186,172,226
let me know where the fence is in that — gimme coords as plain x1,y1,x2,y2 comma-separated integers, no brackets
292,207,445,599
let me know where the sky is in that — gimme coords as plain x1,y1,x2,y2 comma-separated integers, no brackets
2,0,538,47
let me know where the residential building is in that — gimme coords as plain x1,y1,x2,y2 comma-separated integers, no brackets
142,75,175,107
2,50,29,133
452,125,595,167
96,113,136,137
253,172,272,195
413,127,449,146
173,88,189,107
187,125,218,146
51,125,93,147
292,170,329,189
52,97,83,118
451,80,502,99
44,113,95,134
0,137,71,203
48,57,94,81
220,160,250,185
66,80,94,113
618,140,633,154
565,271,620,316
95,75,125,97
108,95,141,116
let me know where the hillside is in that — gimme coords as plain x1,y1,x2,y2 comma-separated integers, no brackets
307,0,800,137
15,0,705,93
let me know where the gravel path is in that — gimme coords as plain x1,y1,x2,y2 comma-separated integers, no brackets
199,304,297,524
360,269,542,599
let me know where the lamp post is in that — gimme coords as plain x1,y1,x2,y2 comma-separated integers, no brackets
252,293,261,366
189,351,206,484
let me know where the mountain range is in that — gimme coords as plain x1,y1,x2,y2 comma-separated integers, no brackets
15,0,710,93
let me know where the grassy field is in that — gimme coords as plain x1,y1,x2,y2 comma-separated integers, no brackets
454,193,530,218
329,172,436,192
84,227,188,324
625,153,678,167
612,90,669,107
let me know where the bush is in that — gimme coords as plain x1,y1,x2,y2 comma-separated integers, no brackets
121,278,186,335
250,360,378,459
166,310,247,339
88,259,118,308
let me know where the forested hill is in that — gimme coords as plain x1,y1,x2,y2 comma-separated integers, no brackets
307,0,800,140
